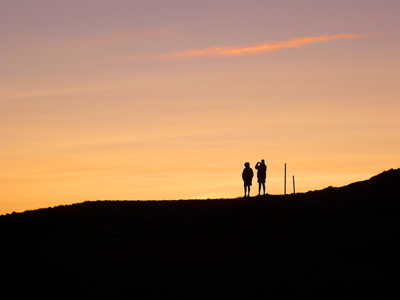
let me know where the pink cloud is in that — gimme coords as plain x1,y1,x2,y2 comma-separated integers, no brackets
131,33,370,59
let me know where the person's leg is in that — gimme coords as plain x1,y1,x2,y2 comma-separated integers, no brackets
244,186,247,197
248,186,251,197
262,183,266,195
258,183,261,195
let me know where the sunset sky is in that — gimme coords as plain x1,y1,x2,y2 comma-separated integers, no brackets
2,0,400,214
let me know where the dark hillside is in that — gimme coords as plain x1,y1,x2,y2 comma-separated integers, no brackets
1,169,400,299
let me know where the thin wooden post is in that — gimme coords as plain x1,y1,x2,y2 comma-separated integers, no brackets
284,163,286,195
293,176,295,194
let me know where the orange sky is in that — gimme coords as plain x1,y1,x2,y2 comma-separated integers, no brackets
1,0,400,214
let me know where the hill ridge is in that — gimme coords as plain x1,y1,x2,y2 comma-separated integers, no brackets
1,168,400,298
2,168,399,218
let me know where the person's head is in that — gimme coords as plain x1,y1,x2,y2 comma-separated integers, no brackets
244,162,250,168
261,159,265,164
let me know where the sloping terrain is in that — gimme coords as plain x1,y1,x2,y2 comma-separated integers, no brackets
1,169,399,299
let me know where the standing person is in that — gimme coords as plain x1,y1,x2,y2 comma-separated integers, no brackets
242,162,254,197
255,159,267,195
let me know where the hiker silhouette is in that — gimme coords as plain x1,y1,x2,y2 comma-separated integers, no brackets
242,162,254,197
255,159,267,195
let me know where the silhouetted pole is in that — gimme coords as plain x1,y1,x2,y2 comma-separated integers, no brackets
284,163,287,195
293,176,296,194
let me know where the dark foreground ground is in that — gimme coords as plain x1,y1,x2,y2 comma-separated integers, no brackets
1,169,400,299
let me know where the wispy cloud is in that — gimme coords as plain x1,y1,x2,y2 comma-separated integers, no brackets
68,28,176,45
1,84,115,101
131,33,369,59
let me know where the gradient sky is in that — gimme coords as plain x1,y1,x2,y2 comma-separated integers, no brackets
2,0,400,214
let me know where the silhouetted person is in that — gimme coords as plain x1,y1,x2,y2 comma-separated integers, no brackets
242,162,254,197
255,159,267,195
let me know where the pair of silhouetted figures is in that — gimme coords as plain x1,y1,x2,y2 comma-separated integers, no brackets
242,159,267,197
